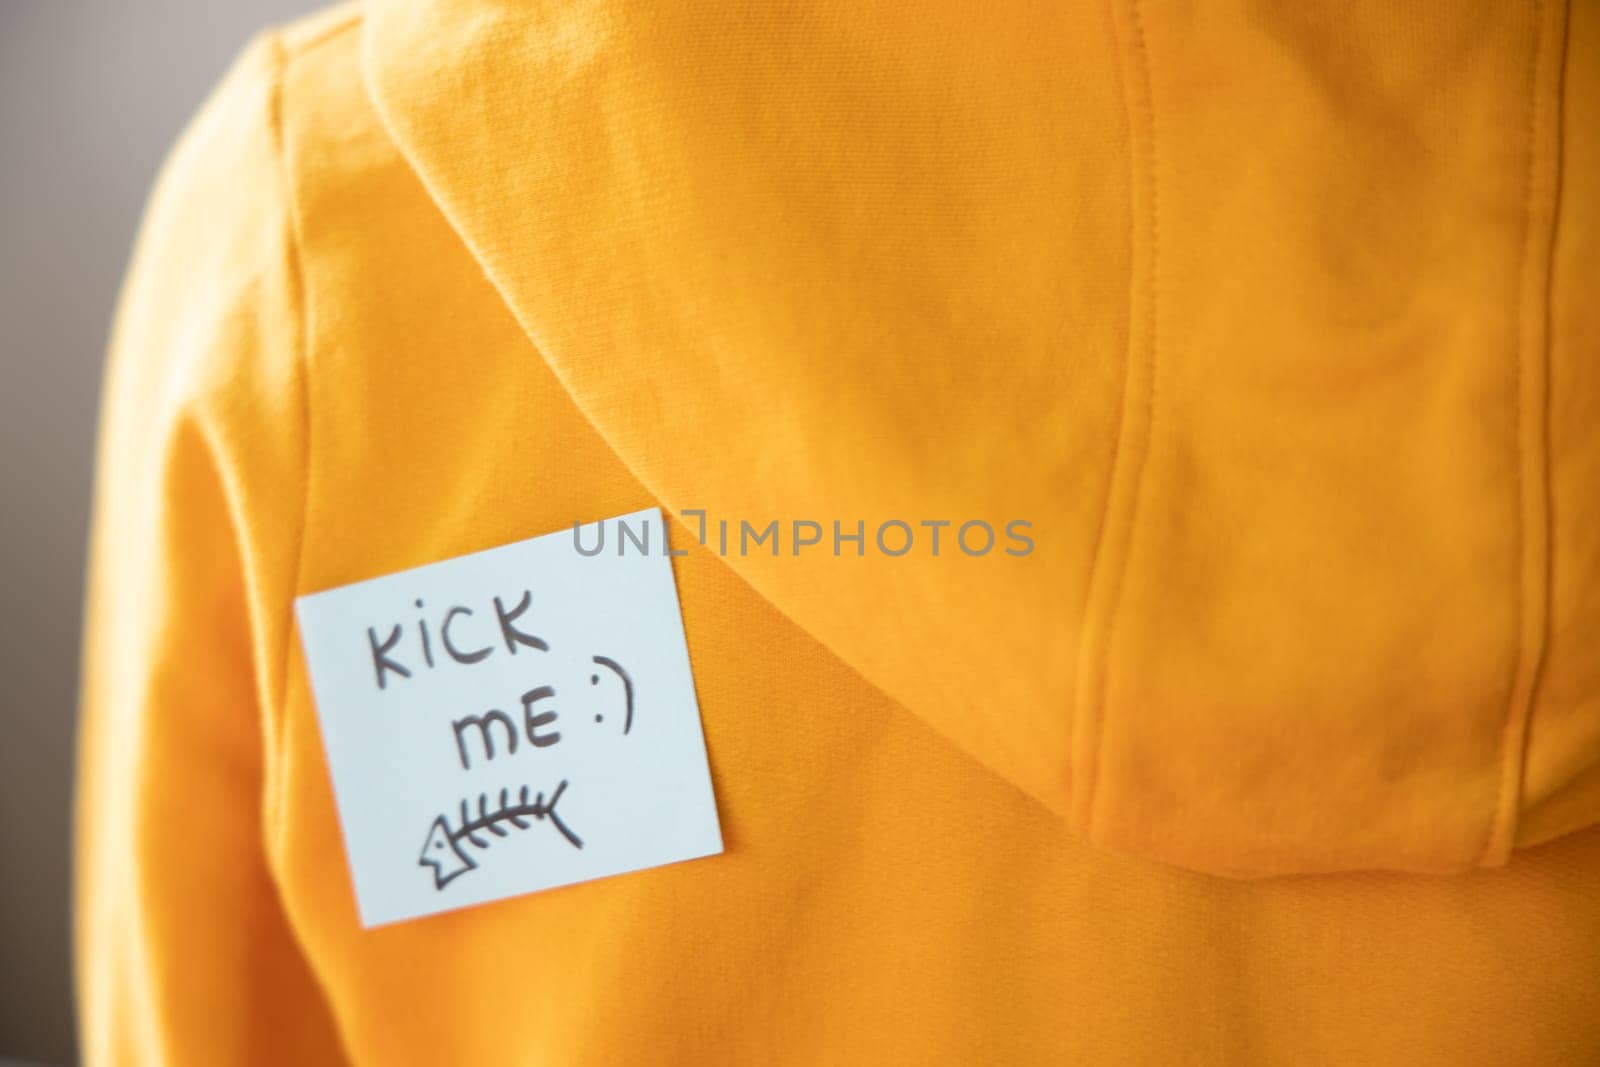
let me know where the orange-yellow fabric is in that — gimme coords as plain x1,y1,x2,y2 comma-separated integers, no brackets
77,1,1600,1063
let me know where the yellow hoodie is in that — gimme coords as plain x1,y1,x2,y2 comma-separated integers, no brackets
78,0,1600,1062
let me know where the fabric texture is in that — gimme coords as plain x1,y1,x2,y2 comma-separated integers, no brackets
77,1,1600,1063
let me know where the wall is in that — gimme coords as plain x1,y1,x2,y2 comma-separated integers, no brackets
0,3,327,1061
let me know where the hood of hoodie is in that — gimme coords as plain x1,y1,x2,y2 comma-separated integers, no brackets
359,0,1598,878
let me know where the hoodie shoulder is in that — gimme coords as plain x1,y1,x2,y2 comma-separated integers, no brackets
278,2,363,55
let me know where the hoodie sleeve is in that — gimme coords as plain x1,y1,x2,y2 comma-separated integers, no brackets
75,34,346,1066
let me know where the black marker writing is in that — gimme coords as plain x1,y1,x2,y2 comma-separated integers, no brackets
366,589,549,691
451,686,567,769
452,710,519,768
419,780,582,890
590,655,634,735
522,685,561,747
441,606,491,664
368,625,410,689
494,591,548,654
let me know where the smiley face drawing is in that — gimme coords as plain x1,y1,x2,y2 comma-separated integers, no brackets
588,654,634,734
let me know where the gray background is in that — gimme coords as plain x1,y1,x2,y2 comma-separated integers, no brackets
1,2,326,1062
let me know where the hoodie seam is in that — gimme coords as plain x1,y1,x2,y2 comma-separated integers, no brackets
1075,0,1160,836
1481,0,1565,868
264,32,314,852
257,9,368,855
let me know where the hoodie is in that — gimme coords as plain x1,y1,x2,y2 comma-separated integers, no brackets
77,1,1600,1063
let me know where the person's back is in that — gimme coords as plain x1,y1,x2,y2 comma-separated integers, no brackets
77,2,1600,1062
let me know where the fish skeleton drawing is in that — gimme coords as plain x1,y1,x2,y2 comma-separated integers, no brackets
419,780,583,890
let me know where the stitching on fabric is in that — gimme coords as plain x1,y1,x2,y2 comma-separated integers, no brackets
1071,1,1137,826
1480,0,1564,867
1081,0,1160,836
1480,0,1546,865
265,32,314,850
254,13,364,854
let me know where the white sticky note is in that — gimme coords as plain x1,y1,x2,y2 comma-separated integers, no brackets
294,507,722,927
